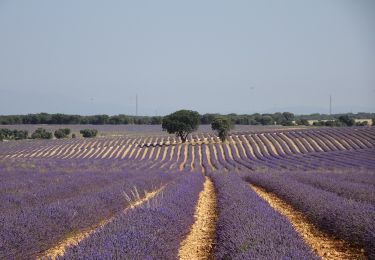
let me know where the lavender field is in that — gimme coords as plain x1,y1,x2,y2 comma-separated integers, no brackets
1,126,374,259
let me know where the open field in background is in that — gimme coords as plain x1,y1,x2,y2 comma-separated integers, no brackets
0,126,374,259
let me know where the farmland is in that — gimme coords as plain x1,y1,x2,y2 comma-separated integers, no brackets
0,126,374,259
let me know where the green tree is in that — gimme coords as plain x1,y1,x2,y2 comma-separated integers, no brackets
80,129,98,138
338,115,355,126
13,130,28,140
54,128,71,139
31,128,53,139
162,110,200,143
281,112,295,126
211,117,234,142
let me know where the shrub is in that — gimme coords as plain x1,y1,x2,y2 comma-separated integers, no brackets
54,128,71,139
0,129,28,141
80,129,98,138
31,128,53,139
13,130,28,140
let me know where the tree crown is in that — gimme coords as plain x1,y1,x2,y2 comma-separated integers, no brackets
162,110,200,142
211,117,234,142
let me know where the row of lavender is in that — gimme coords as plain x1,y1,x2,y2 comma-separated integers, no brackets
0,156,318,259
0,158,176,259
244,170,375,259
60,172,325,259
1,127,374,163
1,158,374,258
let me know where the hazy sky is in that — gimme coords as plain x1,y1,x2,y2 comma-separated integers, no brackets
0,0,374,116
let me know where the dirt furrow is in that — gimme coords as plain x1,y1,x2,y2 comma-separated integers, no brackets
250,184,366,260
179,177,217,260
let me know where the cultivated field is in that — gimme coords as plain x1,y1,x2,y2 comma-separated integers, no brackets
0,126,374,259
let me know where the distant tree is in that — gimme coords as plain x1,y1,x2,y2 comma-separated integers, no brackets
296,119,310,126
338,115,355,126
201,113,218,124
281,112,295,126
54,128,71,139
108,115,122,124
211,117,234,142
80,129,98,138
260,115,274,125
0,129,12,141
355,121,368,126
13,130,28,140
90,115,109,125
150,116,163,125
31,128,52,139
72,133,76,138
162,110,200,143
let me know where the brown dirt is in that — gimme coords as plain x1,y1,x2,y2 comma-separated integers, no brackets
179,177,217,260
179,144,188,171
37,186,166,260
190,145,195,171
225,143,235,160
250,184,367,260
204,145,215,171
241,136,256,157
280,133,301,153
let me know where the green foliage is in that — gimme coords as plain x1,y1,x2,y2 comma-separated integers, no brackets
280,112,295,126
201,113,219,124
1,112,374,126
80,129,98,138
211,117,234,142
54,128,71,139
31,128,53,139
295,119,310,126
0,129,28,141
355,121,369,126
162,110,200,142
338,115,355,126
13,130,28,140
72,133,76,138
313,120,343,127
150,116,162,125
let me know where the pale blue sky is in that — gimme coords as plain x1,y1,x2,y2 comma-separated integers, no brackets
0,0,374,115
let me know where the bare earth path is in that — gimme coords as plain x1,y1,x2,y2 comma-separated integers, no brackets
250,184,367,260
37,185,166,260
179,176,217,260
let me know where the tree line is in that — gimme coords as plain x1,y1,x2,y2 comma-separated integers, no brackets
0,112,373,126
0,113,163,125
0,127,97,141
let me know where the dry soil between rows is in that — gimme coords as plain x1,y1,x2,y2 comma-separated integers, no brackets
179,176,217,260
250,184,367,260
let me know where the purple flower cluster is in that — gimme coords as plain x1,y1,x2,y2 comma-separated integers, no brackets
61,172,204,259
244,172,375,259
279,170,375,204
210,173,318,259
0,159,175,259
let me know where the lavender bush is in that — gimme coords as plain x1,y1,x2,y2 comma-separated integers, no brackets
210,173,318,259
61,172,204,259
244,172,375,259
